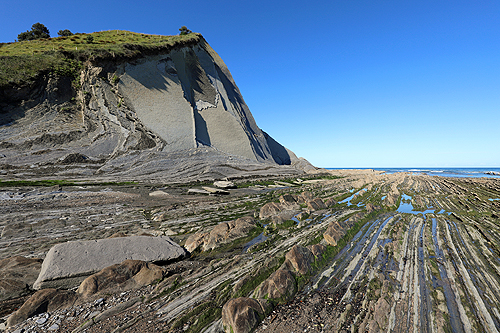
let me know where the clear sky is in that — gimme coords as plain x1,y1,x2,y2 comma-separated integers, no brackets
2,0,499,168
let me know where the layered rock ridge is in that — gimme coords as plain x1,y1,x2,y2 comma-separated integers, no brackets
0,35,299,180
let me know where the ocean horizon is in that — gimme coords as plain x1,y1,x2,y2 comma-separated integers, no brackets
325,167,500,178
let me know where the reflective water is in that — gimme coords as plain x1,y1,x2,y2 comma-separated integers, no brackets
339,188,367,207
242,232,268,253
397,194,450,215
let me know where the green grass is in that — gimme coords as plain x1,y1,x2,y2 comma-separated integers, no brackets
0,30,200,87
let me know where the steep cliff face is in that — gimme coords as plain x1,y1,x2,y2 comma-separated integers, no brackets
0,35,308,181
116,38,291,164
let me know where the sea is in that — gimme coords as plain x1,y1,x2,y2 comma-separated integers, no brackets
326,167,500,178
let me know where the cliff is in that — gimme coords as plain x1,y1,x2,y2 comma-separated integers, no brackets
0,32,313,182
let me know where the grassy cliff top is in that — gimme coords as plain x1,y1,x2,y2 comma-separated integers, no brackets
0,30,201,88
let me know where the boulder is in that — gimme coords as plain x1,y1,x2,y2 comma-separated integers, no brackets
306,198,327,211
259,202,298,220
285,245,314,276
184,232,209,253
184,216,257,253
325,198,337,207
33,236,187,290
366,203,380,213
77,260,165,298
307,243,326,259
214,181,236,189
259,202,284,219
324,221,346,246
6,289,77,327
0,256,42,301
298,192,313,203
222,297,271,333
279,193,298,205
253,269,296,303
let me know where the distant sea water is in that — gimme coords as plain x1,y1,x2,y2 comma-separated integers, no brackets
326,167,500,178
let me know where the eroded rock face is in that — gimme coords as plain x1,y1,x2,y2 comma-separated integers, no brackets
77,260,165,298
222,297,271,333
184,216,257,253
0,256,42,301
0,35,306,182
307,243,326,259
374,297,390,330
259,196,300,220
325,198,337,207
306,198,327,211
324,221,346,246
253,269,297,302
6,289,77,328
33,236,186,290
284,245,314,276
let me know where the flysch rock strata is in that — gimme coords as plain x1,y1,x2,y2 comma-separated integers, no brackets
0,35,308,182
33,236,187,290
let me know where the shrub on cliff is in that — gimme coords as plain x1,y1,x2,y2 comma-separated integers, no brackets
179,26,192,35
17,23,50,41
57,29,73,37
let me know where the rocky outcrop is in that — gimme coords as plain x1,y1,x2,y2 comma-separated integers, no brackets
284,245,314,276
184,216,257,252
259,194,302,220
77,260,165,298
0,256,42,301
323,213,364,246
0,35,304,182
325,198,337,207
253,269,297,302
222,297,271,333
6,288,77,328
306,198,327,211
33,236,186,290
7,259,166,327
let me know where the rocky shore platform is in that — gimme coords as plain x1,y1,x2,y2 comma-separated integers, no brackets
1,169,500,332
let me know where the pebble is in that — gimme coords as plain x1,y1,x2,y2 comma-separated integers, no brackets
35,317,47,325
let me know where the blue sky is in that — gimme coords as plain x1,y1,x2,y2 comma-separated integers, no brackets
2,0,499,167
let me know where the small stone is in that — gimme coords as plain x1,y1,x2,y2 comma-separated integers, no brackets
36,317,47,325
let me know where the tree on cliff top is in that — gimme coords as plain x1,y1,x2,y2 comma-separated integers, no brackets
179,26,192,35
18,23,50,41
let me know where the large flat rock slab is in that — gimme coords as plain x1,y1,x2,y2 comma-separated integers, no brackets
33,236,187,290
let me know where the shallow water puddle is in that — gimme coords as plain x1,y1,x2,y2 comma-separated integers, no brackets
339,188,367,206
242,232,268,253
397,193,450,215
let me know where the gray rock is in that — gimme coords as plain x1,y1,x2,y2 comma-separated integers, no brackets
188,188,211,195
33,236,186,290
48,324,59,330
202,187,230,195
149,190,170,197
213,181,236,189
